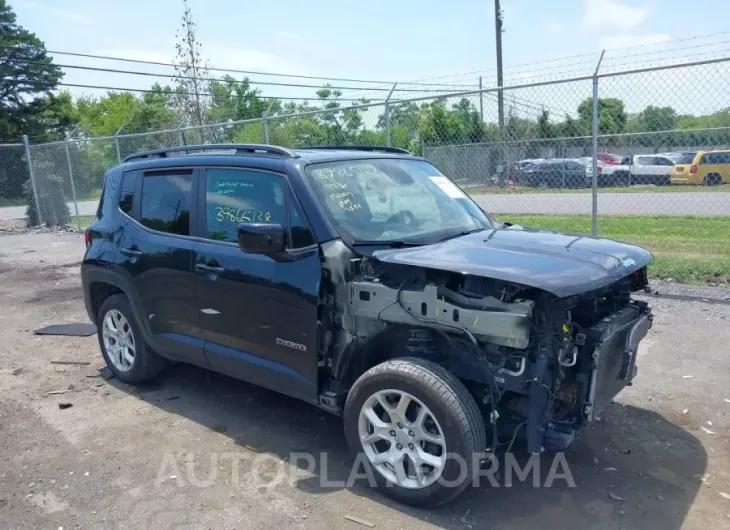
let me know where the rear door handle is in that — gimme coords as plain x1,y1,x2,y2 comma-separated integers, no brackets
120,247,143,257
195,263,225,274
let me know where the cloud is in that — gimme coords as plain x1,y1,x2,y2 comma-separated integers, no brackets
17,0,96,25
545,22,565,35
599,33,671,50
582,0,649,30
276,31,300,40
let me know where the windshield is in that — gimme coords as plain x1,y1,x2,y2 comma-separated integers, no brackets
305,159,491,243
676,152,696,164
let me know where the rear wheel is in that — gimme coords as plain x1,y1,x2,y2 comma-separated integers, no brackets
97,294,166,384
343,358,486,507
613,171,631,187
704,174,722,186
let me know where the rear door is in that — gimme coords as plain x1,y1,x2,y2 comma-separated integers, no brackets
564,160,586,187
701,152,730,183
191,167,321,403
115,167,207,366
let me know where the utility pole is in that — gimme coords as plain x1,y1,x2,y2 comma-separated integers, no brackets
494,0,505,134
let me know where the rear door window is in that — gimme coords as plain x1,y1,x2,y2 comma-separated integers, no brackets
140,170,193,236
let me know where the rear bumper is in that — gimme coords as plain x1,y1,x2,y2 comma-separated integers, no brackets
671,175,701,184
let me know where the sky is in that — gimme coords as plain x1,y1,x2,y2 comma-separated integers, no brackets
10,0,730,120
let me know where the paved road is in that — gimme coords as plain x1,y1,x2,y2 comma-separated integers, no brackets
473,191,730,216
0,200,98,220
1,191,728,220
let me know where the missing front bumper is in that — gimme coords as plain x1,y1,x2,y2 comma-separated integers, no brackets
582,302,653,422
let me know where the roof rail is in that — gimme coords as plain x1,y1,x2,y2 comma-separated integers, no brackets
123,144,299,163
298,145,412,155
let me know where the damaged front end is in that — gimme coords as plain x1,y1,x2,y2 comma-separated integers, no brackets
321,240,653,454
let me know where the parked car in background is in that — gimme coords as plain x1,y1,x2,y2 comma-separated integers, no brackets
598,152,622,165
656,152,685,163
508,158,544,185
575,157,605,183
520,159,587,188
600,154,675,186
671,150,730,185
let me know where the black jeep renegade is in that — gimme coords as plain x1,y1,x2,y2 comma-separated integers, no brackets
82,144,652,506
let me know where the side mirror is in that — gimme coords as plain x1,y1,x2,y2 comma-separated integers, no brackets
237,223,286,256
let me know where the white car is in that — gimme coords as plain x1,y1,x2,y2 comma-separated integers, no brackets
600,155,675,186
575,157,606,180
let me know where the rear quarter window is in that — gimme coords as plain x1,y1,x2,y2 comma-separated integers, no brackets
119,172,138,215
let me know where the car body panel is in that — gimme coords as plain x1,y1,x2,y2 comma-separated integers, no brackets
373,227,652,298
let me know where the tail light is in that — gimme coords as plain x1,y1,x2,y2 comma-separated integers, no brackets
690,164,698,174
597,166,603,174
84,230,92,249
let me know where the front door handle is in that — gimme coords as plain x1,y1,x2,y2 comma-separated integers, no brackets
195,263,225,274
120,247,143,257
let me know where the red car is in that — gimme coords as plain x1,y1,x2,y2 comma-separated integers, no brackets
598,152,622,165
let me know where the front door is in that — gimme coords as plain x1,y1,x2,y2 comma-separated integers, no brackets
191,167,321,403
115,168,207,366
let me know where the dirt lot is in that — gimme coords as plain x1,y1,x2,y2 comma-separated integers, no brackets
1,231,729,529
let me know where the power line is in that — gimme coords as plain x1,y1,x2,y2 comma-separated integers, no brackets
0,43,474,88
3,56,479,94
54,82,385,102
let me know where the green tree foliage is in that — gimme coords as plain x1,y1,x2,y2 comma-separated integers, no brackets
0,0,65,140
629,105,678,132
577,97,627,135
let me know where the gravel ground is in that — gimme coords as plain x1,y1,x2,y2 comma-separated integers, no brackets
1,231,729,529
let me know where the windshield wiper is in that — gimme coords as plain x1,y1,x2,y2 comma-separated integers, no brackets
437,227,485,243
351,240,425,248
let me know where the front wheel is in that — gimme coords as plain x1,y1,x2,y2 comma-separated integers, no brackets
343,358,486,507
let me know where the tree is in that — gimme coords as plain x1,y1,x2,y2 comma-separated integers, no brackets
0,0,63,140
629,105,678,132
208,75,270,122
577,97,626,135
537,109,553,138
172,0,209,127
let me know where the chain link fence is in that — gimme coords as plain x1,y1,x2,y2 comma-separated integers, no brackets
1,58,729,301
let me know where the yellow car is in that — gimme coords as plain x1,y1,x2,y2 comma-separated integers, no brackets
671,150,730,185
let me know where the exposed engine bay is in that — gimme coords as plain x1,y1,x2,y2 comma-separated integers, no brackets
319,240,653,454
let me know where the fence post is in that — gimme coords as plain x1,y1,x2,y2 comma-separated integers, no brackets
65,142,81,230
22,135,42,226
479,76,484,123
591,50,605,236
384,82,398,147
178,127,185,147
263,100,275,144
113,122,126,164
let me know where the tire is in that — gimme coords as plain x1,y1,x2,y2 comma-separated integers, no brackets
704,174,722,186
96,294,166,384
343,357,486,507
613,171,630,187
